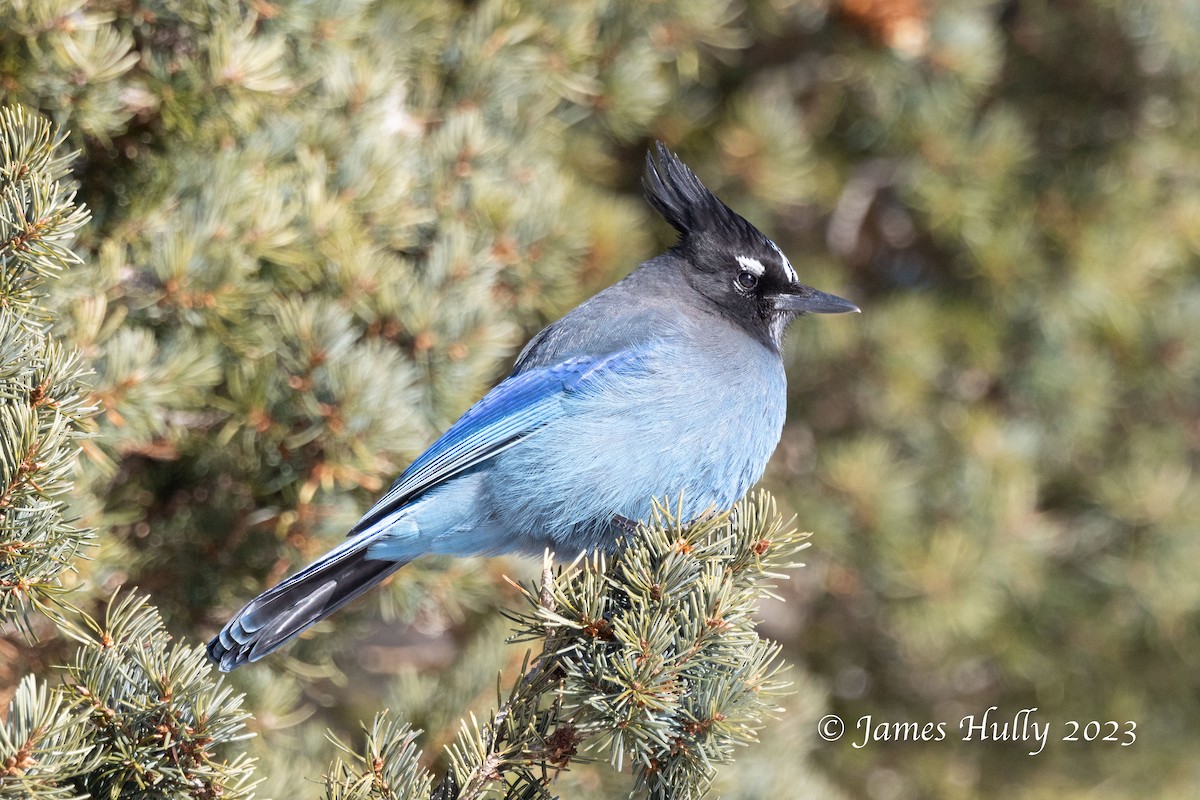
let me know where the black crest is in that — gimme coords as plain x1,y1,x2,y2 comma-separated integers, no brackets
642,141,768,249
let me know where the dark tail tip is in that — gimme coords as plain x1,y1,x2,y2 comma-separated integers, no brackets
207,544,403,671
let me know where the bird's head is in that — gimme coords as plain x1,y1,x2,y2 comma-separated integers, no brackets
643,142,858,350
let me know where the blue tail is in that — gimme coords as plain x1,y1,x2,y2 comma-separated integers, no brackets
207,535,404,671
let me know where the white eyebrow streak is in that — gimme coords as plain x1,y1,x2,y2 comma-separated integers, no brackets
768,240,799,283
736,255,765,276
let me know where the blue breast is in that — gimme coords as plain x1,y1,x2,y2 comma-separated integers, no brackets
484,324,787,554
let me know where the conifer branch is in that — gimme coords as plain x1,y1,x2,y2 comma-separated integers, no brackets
0,105,96,621
324,714,433,800
3,595,257,799
330,491,808,800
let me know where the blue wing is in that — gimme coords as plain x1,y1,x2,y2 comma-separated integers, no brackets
348,349,645,536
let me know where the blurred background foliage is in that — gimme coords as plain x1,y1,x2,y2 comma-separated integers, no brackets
2,0,1198,796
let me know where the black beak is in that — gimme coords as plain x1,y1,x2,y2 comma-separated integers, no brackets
773,285,860,315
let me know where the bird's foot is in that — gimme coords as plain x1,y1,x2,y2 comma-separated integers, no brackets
682,508,718,532
611,514,640,535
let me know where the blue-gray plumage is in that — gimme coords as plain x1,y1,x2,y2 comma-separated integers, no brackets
208,143,858,671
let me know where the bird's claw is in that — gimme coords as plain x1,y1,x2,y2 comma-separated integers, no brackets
612,514,639,535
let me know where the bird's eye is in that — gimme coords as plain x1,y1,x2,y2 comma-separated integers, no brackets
736,270,759,290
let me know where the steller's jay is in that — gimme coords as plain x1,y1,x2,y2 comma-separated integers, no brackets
208,142,858,671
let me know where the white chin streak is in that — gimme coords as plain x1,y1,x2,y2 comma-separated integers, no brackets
769,312,792,348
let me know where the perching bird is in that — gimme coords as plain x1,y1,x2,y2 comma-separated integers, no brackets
208,142,858,671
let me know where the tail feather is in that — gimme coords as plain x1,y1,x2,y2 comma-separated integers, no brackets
207,538,405,671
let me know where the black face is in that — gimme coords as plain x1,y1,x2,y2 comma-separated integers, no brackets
681,232,802,346
643,142,858,350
